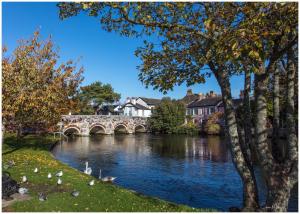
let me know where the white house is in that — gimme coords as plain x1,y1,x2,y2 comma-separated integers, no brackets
121,97,161,117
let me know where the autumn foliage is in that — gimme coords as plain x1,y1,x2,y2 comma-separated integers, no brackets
2,31,84,136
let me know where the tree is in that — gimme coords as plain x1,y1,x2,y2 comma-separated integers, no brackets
58,2,297,211
77,81,121,115
2,31,83,137
148,98,185,133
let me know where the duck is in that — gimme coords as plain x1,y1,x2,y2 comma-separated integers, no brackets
99,169,117,182
55,170,63,177
34,167,38,173
21,175,27,183
38,193,47,201
57,178,62,185
84,162,92,175
18,187,29,195
88,180,95,186
71,190,80,197
47,173,52,179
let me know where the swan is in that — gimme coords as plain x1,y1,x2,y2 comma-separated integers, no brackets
47,173,52,179
18,187,28,195
34,167,38,173
55,170,63,177
88,180,95,186
71,190,80,197
99,169,116,182
57,178,62,185
21,175,27,183
38,193,47,201
84,162,92,175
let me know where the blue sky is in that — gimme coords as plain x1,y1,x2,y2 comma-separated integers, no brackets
2,2,244,101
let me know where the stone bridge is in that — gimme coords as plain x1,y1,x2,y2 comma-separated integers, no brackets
61,115,148,136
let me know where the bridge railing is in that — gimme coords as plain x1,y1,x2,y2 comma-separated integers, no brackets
61,115,148,119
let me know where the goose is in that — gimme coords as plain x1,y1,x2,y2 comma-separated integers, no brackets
38,193,47,201
71,190,80,197
99,169,117,182
47,173,52,179
55,170,63,177
84,162,92,175
21,175,27,183
88,180,95,186
57,178,62,185
34,168,38,173
18,187,29,195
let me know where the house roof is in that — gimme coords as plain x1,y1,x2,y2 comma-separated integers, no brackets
180,94,199,105
187,96,223,108
99,105,121,113
121,102,150,110
139,97,161,106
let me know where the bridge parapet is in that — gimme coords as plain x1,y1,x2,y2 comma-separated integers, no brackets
61,115,148,136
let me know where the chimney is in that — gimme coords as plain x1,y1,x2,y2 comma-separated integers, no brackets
187,89,193,96
198,93,204,100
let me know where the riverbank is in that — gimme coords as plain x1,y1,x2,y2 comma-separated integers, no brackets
2,134,214,212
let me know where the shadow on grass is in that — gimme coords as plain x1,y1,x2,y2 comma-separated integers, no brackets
2,134,59,155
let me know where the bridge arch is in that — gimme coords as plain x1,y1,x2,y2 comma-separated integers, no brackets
135,124,146,133
63,125,80,135
114,123,128,134
89,123,106,135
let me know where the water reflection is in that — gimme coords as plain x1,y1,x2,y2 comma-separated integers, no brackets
52,134,297,211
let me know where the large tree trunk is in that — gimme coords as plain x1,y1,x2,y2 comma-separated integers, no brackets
243,69,255,163
272,61,282,161
286,49,297,162
212,66,259,210
254,67,274,175
255,57,297,211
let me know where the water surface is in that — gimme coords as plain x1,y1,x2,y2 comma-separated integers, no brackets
52,134,298,211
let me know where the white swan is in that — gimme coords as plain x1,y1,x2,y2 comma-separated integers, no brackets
84,162,92,175
99,169,116,182
47,173,52,179
88,180,95,186
21,175,27,183
55,170,63,177
57,178,62,185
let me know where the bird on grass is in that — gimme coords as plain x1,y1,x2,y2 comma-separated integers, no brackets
55,170,63,177
57,178,62,185
34,168,38,173
38,193,47,201
47,173,52,179
21,175,27,183
99,169,117,182
8,160,15,167
71,190,80,197
88,180,95,186
18,187,29,195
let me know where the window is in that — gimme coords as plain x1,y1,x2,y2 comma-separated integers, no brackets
210,107,215,114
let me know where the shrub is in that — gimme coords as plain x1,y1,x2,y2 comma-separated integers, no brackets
203,112,224,135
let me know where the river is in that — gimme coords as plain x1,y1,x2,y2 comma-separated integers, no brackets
51,134,298,211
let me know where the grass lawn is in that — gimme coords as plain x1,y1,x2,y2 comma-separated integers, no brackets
2,134,215,212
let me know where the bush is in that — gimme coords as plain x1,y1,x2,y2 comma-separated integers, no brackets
176,122,199,135
203,112,224,135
